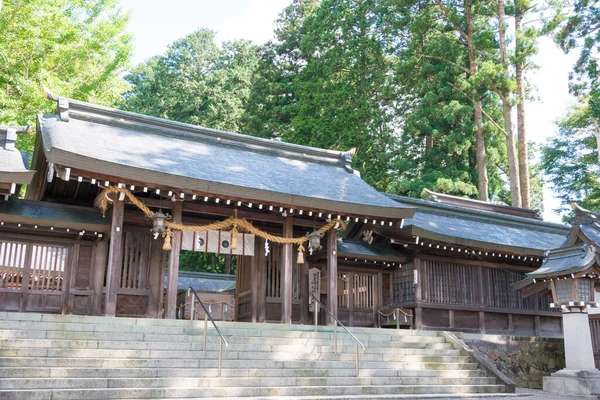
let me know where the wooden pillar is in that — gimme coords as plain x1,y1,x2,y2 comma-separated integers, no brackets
508,313,514,333
104,199,124,317
165,201,183,319
327,229,338,325
414,254,423,329
147,240,165,318
251,238,266,323
91,240,108,316
348,272,354,327
257,238,267,322
63,243,79,315
534,315,541,336
374,272,383,328
300,260,309,324
281,216,293,324
479,311,486,333
19,244,33,312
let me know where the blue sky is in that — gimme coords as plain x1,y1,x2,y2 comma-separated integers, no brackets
119,0,578,223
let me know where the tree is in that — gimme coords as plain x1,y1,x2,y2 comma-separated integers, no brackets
498,0,522,206
555,0,600,95
541,101,600,217
0,0,132,154
121,29,259,133
390,0,513,201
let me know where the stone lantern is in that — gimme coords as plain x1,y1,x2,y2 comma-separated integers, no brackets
516,239,600,394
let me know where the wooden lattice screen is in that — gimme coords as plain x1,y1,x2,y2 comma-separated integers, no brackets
0,241,67,291
30,245,67,291
353,273,374,309
0,241,27,289
423,260,554,312
120,232,152,290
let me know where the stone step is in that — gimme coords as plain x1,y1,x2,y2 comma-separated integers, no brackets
0,321,444,342
0,313,446,338
0,339,459,355
0,376,499,390
0,357,480,370
0,384,505,400
0,348,471,363
0,367,488,379
0,329,448,347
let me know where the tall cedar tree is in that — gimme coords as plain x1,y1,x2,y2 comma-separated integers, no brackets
390,0,509,201
0,0,132,154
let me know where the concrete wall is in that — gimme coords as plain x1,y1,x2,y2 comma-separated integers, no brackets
463,333,565,389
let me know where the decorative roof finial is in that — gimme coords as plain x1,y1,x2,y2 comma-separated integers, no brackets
42,87,69,122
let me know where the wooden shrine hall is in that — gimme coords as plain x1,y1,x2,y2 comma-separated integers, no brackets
0,92,574,334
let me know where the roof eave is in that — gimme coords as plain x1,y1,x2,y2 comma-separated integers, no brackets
45,147,417,220
404,225,548,256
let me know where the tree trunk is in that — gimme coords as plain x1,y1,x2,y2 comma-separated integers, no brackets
465,0,488,201
224,255,232,275
515,13,530,208
498,0,521,207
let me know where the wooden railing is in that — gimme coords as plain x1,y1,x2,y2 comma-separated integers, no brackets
394,260,557,313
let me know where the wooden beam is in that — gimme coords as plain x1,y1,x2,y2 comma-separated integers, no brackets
281,216,293,324
91,240,108,315
142,197,322,228
327,228,338,325
165,201,183,319
104,199,124,317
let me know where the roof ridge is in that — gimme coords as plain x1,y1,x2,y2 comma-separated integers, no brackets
44,94,354,168
387,193,569,232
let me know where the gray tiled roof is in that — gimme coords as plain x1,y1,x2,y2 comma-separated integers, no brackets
338,239,406,261
37,99,416,220
165,271,236,293
0,142,34,184
0,199,109,232
527,245,598,279
387,194,569,254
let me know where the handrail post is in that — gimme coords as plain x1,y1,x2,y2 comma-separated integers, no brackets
396,309,400,330
203,313,208,351
333,319,337,353
190,294,195,327
314,298,318,332
355,342,359,377
218,339,223,377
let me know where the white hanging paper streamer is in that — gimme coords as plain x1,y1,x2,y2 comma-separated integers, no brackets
264,240,270,256
209,304,212,313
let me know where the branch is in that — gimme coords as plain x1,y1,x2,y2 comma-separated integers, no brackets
417,54,470,74
447,81,508,137
434,0,470,42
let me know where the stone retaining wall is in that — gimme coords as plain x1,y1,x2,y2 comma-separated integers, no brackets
462,334,565,389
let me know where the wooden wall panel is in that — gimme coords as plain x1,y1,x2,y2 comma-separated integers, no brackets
422,308,450,328
454,310,480,330
512,314,535,335
75,244,93,289
485,312,509,332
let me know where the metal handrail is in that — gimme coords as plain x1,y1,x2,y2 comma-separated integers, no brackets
310,293,365,377
187,287,228,377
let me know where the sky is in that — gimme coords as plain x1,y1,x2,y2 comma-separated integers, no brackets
119,0,579,224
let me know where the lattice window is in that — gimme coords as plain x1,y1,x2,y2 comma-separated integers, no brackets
30,245,67,291
0,241,27,289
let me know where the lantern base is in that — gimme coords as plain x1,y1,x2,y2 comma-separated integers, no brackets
544,369,600,395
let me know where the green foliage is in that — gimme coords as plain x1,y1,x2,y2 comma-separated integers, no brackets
0,0,133,154
555,0,600,95
541,100,600,217
121,29,259,133
178,251,236,275
387,0,507,200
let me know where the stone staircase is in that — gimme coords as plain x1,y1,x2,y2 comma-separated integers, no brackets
0,312,510,399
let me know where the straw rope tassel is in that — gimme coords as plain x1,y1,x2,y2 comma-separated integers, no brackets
96,186,348,263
